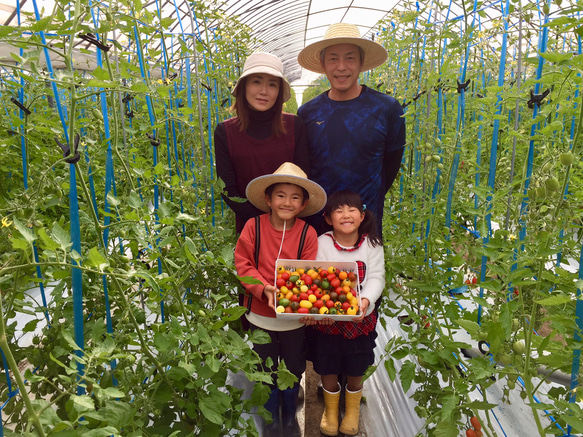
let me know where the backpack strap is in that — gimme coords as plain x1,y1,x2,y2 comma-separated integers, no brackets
254,215,261,266
245,216,261,315
296,221,310,258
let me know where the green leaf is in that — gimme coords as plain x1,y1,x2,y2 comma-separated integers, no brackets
176,212,198,223
248,328,271,345
13,217,35,243
86,79,116,88
10,52,23,64
399,360,416,392
238,275,263,285
87,247,110,271
52,222,72,251
205,354,220,373
455,318,481,335
91,66,110,80
31,16,52,32
465,400,499,410
540,52,573,64
383,357,397,381
130,81,148,93
433,420,459,436
276,360,297,390
106,192,121,207
440,394,459,422
535,294,571,305
199,396,225,425
38,227,59,251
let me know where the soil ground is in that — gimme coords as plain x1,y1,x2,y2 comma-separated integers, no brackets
303,362,367,437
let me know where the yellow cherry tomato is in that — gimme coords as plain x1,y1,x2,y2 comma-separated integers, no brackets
299,300,313,309
285,291,294,300
346,291,354,301
277,292,284,300
347,306,358,316
276,305,285,313
327,266,337,274
280,286,289,294
319,306,329,314
300,285,309,293
308,294,317,303
342,279,352,287
297,268,305,275
277,266,285,273
321,294,330,302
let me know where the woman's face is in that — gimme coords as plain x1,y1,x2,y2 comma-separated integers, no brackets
244,73,280,111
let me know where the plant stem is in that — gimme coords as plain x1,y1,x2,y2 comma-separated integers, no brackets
0,297,46,437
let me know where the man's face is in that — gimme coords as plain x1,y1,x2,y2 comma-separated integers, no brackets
321,43,362,95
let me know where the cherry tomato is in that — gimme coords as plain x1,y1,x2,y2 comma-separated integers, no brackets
470,416,481,431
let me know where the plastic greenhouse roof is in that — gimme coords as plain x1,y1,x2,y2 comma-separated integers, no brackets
1,1,524,86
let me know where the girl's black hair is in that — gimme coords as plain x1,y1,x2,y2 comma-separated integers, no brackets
321,189,382,247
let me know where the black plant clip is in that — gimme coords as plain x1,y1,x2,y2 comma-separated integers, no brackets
167,72,178,81
457,79,471,93
10,97,31,116
122,94,133,104
125,110,134,119
401,100,411,109
55,133,81,164
413,90,427,102
527,89,550,109
201,82,212,92
221,98,229,107
78,33,111,52
148,133,160,147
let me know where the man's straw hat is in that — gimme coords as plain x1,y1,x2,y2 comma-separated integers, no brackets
232,52,291,102
246,162,327,217
298,23,388,74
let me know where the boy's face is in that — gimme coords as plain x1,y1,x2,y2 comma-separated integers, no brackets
265,183,307,222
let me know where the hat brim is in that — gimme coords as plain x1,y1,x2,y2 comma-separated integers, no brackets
231,66,291,102
246,174,327,217
298,37,388,74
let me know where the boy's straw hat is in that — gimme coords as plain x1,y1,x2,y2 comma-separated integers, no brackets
298,23,388,74
246,162,327,217
232,52,291,102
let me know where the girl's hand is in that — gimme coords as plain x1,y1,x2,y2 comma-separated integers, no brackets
299,316,317,325
318,317,335,326
264,284,277,311
352,298,370,322
299,317,335,325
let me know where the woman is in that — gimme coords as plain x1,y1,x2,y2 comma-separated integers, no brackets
214,52,310,234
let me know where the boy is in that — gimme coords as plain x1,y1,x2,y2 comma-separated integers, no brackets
235,162,326,437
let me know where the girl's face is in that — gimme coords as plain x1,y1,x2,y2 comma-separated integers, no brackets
325,204,364,239
245,73,280,111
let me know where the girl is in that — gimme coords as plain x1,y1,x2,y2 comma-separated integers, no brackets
307,189,385,436
214,52,310,235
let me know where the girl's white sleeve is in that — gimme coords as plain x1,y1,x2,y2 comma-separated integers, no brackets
361,242,385,315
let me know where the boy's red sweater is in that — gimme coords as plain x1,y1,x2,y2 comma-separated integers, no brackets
235,214,318,318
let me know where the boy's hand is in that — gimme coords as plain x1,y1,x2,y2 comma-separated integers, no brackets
264,284,277,311
351,298,369,322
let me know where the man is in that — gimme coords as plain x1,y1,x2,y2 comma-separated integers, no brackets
297,23,406,235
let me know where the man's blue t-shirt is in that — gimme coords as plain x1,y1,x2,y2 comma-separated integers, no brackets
298,86,406,232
